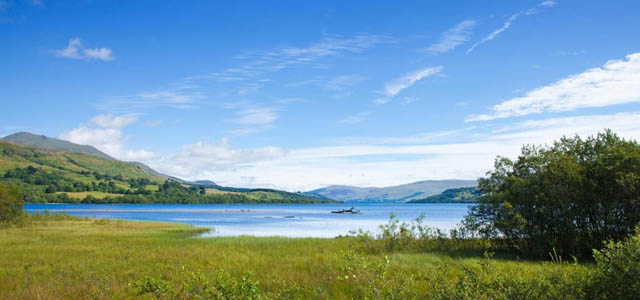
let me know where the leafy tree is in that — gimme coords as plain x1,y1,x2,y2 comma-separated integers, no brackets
0,183,24,222
465,130,640,258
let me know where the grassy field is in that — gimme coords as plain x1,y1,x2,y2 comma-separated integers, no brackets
0,217,594,299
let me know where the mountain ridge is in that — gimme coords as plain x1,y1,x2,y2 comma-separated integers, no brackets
3,132,116,161
309,179,477,202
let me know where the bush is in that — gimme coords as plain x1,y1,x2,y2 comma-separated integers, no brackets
0,183,24,223
588,225,640,299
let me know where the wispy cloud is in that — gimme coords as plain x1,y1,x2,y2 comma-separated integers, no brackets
234,107,279,126
526,0,558,15
340,111,371,124
325,74,366,91
467,14,519,54
401,97,417,106
539,1,557,8
468,1,557,53
375,66,443,104
91,114,137,128
145,120,164,127
467,52,640,121
54,38,114,61
194,34,388,84
425,20,476,54
551,50,586,56
98,86,204,112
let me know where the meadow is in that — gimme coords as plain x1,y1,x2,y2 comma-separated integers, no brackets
0,214,606,300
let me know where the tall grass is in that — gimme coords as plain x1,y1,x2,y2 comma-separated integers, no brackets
4,215,624,299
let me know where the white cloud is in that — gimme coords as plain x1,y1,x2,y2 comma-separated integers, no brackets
467,52,640,121
325,74,366,91
401,97,417,106
83,47,114,61
153,139,289,177
99,87,204,112
426,20,476,54
91,114,137,129
467,14,519,54
375,66,443,104
54,38,115,61
540,1,557,8
234,107,279,125
199,34,388,83
145,120,164,127
340,111,371,124
59,114,153,161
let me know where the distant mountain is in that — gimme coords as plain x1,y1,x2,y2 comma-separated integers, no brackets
3,132,115,161
309,180,477,202
192,180,218,187
407,187,481,203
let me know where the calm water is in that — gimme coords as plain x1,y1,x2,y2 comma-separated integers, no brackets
24,203,474,238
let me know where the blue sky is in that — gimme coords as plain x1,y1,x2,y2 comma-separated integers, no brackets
2,0,640,190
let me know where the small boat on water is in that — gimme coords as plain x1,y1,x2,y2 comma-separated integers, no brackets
331,207,360,214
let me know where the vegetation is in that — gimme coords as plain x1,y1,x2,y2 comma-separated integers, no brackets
0,183,23,223
3,212,640,299
408,187,480,203
2,129,639,297
589,224,640,298
0,215,588,299
464,130,640,258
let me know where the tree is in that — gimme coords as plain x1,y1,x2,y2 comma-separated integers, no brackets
0,183,24,222
464,130,640,258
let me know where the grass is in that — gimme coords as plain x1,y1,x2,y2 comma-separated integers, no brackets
0,216,594,299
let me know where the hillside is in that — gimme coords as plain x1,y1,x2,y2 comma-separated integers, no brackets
2,132,116,161
0,138,336,204
309,180,477,202
407,187,481,203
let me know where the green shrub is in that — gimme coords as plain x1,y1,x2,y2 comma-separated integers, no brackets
589,225,640,299
134,267,262,299
0,183,24,223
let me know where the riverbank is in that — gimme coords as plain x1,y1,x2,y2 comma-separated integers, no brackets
0,216,594,299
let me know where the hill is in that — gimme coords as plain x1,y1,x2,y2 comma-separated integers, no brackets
407,187,481,203
309,180,477,202
0,136,336,204
2,132,116,161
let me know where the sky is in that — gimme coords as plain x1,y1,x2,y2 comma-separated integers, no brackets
2,1,640,191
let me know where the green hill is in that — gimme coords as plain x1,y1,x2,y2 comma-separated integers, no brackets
407,187,480,203
2,132,116,161
0,136,336,204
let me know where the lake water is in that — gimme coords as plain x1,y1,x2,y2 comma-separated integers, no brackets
24,203,474,238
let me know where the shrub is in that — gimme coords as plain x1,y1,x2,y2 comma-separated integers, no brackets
588,224,640,299
0,183,24,223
